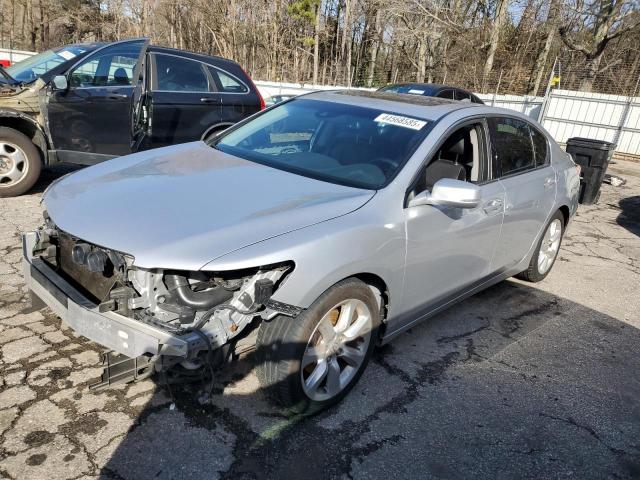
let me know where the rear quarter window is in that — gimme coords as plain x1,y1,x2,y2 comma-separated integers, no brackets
530,126,549,166
209,66,249,93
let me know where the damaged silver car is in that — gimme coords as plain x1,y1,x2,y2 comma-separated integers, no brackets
22,91,580,413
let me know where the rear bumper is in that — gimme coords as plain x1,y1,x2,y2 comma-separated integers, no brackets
22,232,190,358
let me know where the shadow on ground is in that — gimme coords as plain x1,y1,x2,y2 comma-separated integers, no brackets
28,164,84,195
618,195,640,237
99,280,640,479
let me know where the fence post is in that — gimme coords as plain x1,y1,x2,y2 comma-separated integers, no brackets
612,74,640,151
537,58,557,124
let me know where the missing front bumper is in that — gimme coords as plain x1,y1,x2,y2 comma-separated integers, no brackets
22,231,191,359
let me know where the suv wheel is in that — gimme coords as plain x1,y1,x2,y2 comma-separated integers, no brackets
517,210,564,282
0,127,42,197
256,279,380,415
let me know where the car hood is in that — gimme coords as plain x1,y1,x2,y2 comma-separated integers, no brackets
44,142,375,270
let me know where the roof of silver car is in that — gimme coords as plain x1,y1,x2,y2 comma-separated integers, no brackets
303,90,480,121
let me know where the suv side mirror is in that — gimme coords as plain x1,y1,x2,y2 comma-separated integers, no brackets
52,75,68,91
408,178,481,209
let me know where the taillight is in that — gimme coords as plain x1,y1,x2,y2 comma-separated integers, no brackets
241,66,265,110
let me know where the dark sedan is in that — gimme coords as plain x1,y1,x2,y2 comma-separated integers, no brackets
379,83,484,104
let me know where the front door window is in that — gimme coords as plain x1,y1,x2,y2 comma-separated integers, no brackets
70,42,143,88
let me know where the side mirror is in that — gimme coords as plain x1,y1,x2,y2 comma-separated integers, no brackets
408,178,481,209
52,75,68,91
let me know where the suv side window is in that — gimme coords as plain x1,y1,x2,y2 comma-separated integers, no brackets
488,117,535,177
454,90,471,101
208,67,248,93
153,54,211,92
530,125,549,167
69,42,143,88
436,89,454,100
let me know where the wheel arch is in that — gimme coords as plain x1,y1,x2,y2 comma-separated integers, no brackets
295,272,390,343
0,110,49,164
558,205,570,226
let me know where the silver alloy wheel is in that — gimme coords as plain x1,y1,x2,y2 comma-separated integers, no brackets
301,299,373,402
537,218,562,274
0,141,28,187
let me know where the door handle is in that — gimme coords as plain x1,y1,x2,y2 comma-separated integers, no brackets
200,97,219,104
483,198,503,214
107,93,128,100
544,177,556,189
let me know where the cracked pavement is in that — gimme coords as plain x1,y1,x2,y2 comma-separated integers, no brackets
1,160,639,479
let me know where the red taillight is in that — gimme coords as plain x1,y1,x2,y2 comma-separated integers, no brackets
241,66,265,110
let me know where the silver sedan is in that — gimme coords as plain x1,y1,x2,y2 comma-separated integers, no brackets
22,91,581,414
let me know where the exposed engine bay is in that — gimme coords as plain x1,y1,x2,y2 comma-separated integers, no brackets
31,216,295,384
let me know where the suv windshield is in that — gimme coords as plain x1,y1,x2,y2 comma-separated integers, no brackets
1,45,90,84
214,98,430,189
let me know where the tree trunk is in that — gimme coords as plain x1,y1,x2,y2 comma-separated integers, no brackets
579,54,604,92
482,0,510,90
528,0,561,95
27,0,35,51
312,0,320,85
341,0,351,58
366,8,381,87
417,36,428,82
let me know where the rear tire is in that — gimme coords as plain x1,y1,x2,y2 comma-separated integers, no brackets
517,210,565,282
0,127,42,197
256,279,380,415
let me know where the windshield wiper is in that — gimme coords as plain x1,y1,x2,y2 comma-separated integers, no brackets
0,66,18,86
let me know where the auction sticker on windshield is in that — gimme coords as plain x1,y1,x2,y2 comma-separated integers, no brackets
374,113,427,131
58,50,77,61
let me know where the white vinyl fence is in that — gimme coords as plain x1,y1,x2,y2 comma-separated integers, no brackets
540,90,640,156
0,47,36,65
254,81,640,158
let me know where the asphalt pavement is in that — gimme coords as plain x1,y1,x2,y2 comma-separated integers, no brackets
0,160,639,479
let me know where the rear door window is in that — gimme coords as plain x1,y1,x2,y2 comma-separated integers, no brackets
488,117,536,177
153,54,211,92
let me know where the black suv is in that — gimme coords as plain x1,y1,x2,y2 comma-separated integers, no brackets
0,39,264,196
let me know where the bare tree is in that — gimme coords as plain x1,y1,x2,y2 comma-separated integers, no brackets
560,0,640,91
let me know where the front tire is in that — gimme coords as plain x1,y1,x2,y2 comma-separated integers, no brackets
517,210,565,282
0,127,42,197
256,279,380,415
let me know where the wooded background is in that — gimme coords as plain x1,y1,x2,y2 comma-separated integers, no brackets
0,0,638,96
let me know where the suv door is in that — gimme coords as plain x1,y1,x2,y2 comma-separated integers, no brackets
400,121,505,326
488,116,556,270
47,40,147,162
144,52,222,147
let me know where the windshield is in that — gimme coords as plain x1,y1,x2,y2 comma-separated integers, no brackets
214,98,430,189
2,45,89,84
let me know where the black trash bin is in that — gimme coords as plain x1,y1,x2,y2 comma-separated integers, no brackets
565,137,615,205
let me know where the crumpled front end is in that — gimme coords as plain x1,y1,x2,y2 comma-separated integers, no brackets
22,216,297,387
